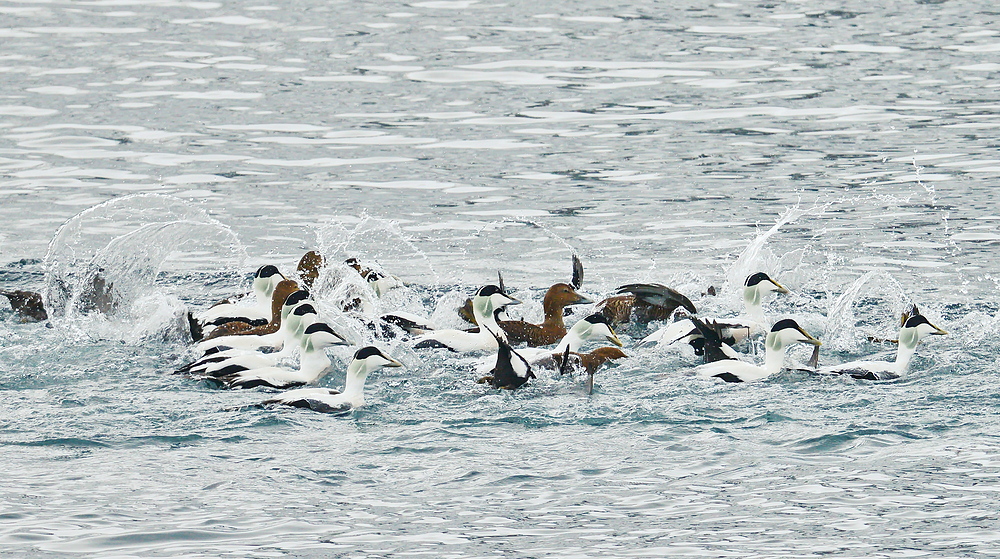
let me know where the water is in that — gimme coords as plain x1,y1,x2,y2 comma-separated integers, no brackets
2,0,1000,556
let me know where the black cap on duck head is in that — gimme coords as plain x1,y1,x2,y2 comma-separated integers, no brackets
292,303,317,316
583,313,611,326
304,322,336,336
745,272,773,287
770,318,802,332
256,265,282,279
903,314,931,329
477,284,504,298
283,289,310,307
354,346,385,360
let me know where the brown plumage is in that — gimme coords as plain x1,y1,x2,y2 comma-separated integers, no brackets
199,279,299,342
296,251,325,290
596,283,696,326
498,283,592,347
0,289,48,322
554,346,628,376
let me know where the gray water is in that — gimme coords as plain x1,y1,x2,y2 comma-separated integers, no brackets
3,0,1000,556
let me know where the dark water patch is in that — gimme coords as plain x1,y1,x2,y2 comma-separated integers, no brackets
789,428,927,453
12,438,110,448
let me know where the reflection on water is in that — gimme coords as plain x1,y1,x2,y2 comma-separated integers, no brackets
3,0,1000,556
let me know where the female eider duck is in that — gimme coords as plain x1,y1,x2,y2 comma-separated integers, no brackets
195,279,301,351
640,271,789,351
413,284,521,353
695,318,820,383
459,255,584,327
496,281,592,347
596,282,697,326
815,307,946,380
555,345,629,394
196,265,287,330
260,346,402,413
206,323,351,390
0,289,48,323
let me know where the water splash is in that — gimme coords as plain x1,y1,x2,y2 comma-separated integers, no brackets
42,195,247,338
823,271,911,351
722,203,829,302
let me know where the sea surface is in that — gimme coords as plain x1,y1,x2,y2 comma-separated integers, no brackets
2,0,1000,557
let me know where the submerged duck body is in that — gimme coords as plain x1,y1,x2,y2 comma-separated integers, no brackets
261,346,402,412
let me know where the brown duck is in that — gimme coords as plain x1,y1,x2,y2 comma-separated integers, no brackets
296,251,325,291
199,279,300,342
596,283,696,326
498,282,593,346
0,289,48,323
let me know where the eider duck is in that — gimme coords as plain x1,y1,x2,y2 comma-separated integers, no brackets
196,265,287,330
459,255,583,326
0,289,48,322
296,251,325,291
195,280,303,352
476,312,623,374
814,306,946,380
412,284,520,352
260,346,402,413
477,327,536,390
496,282,592,347
695,318,821,383
208,323,351,390
178,302,321,376
554,345,628,394
596,282,696,326
639,271,788,351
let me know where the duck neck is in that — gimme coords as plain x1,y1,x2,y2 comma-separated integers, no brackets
743,286,766,323
298,347,332,383
892,328,920,374
540,289,567,329
554,329,585,354
342,360,369,398
762,333,788,376
476,305,507,343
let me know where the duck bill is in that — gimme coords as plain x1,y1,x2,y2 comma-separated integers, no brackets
800,329,822,346
571,293,594,306
608,333,624,348
385,357,404,368
504,296,522,306
932,324,948,336
771,280,790,294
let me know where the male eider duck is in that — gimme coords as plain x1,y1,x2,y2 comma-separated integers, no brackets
695,318,820,383
458,255,583,326
196,265,287,331
476,312,623,374
260,346,402,413
639,271,788,351
195,279,300,350
413,284,520,353
178,301,321,376
207,323,351,390
815,306,946,380
477,327,536,390
596,282,696,326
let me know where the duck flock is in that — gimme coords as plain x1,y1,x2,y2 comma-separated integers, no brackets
57,248,944,415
